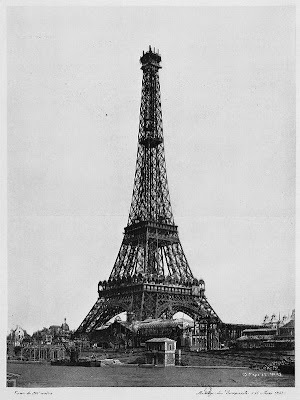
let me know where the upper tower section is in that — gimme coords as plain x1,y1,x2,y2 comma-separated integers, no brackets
128,47,174,226
138,46,163,148
140,45,162,70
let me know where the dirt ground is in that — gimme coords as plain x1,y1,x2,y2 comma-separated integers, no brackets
80,347,295,368
7,362,294,387
7,348,294,387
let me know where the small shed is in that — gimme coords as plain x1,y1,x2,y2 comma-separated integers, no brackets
145,337,176,366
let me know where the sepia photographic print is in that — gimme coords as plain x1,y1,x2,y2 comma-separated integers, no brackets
2,1,298,398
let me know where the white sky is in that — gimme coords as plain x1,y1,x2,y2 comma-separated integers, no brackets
7,5,295,334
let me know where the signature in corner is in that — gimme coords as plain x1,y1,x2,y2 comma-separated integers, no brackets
196,387,214,396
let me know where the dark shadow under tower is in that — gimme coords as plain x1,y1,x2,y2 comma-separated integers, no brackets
77,47,220,335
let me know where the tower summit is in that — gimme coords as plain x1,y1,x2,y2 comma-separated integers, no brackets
77,47,220,335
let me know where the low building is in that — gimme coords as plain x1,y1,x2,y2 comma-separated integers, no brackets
90,317,193,349
236,328,277,349
32,318,71,345
145,338,176,366
236,319,295,350
90,320,134,349
20,344,67,361
7,326,31,347
278,319,294,338
134,318,193,348
219,323,262,347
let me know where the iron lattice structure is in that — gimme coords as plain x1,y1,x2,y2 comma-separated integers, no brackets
77,47,220,334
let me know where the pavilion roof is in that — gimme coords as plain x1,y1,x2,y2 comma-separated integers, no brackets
146,337,176,343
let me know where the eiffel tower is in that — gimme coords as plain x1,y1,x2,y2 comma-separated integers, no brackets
77,46,220,335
